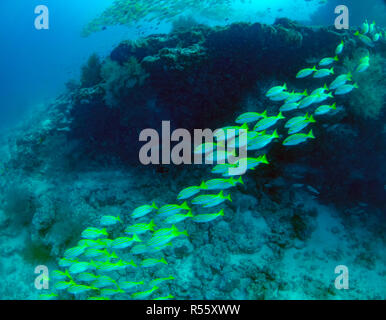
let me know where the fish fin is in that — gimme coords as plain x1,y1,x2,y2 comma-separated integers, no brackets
133,234,142,242
261,154,269,164
199,181,208,189
149,220,156,231
181,201,191,211
181,230,189,237
241,123,249,130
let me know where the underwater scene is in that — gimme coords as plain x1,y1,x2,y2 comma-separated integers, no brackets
0,0,385,301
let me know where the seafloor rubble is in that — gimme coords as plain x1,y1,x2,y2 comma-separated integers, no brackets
0,19,385,299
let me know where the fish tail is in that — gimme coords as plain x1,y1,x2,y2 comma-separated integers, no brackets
133,234,142,242
308,130,315,139
181,201,191,211
149,220,156,231
331,102,337,110
152,201,158,210
226,194,232,202
160,257,168,265
241,123,249,130
219,209,225,216
260,154,269,164
237,176,244,185
272,129,279,139
200,181,208,189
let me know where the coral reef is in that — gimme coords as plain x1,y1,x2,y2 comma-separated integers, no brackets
0,19,385,300
343,50,385,120
80,54,103,89
101,57,149,108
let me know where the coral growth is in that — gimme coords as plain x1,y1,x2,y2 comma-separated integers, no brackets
101,57,149,108
343,50,386,120
81,53,103,88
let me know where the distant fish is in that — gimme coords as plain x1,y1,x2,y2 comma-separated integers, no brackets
335,40,344,55
100,215,121,226
266,83,287,97
319,56,338,67
296,66,317,79
192,209,225,223
354,31,374,47
315,102,337,116
313,67,334,78
177,182,208,200
329,73,351,90
131,202,158,219
253,112,285,131
191,190,232,208
361,20,369,34
335,83,358,95
283,130,315,146
306,185,320,195
81,227,108,239
235,111,266,124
